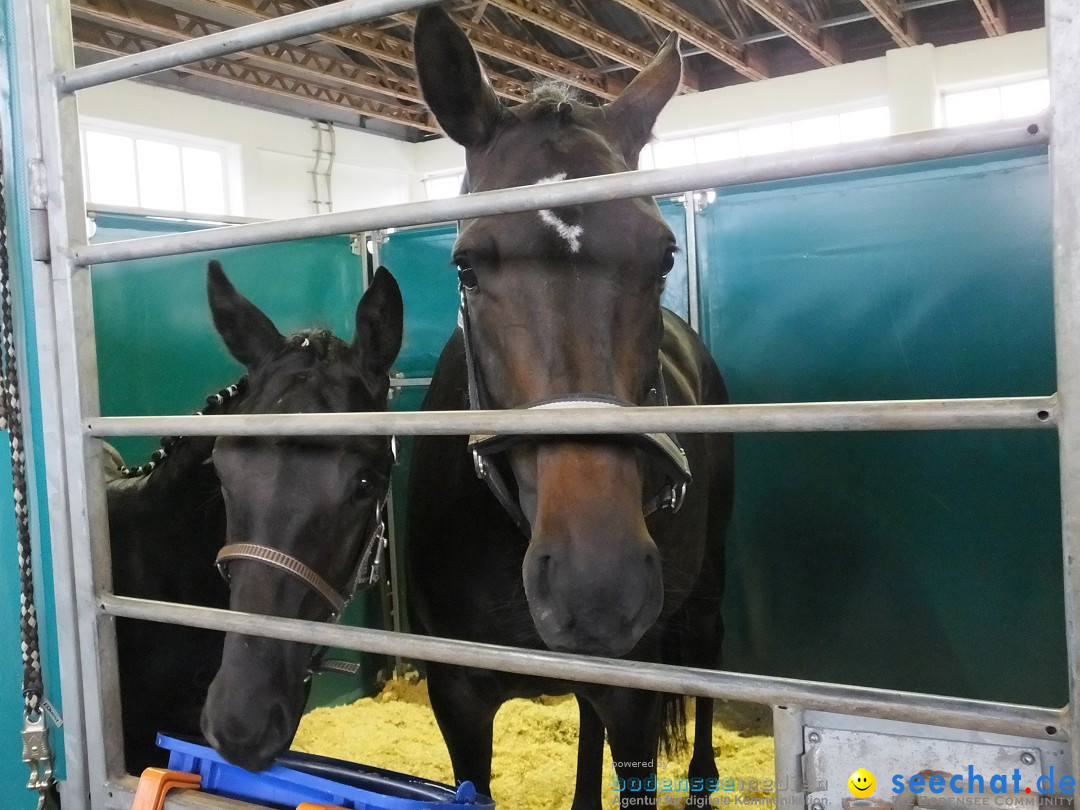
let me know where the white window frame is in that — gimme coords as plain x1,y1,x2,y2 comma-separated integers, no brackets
422,170,466,200
80,117,244,217
939,74,1050,129
644,102,892,168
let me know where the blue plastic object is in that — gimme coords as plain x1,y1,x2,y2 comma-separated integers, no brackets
157,734,495,809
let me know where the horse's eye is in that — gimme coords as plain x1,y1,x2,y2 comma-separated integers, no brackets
458,267,478,290
661,246,677,277
453,253,478,291
356,477,376,498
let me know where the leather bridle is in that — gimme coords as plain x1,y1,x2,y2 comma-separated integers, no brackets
458,285,692,537
214,445,394,622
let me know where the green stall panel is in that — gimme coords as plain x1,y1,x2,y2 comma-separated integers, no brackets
381,155,1061,707
379,224,460,380
91,215,382,708
697,148,1062,706
1,3,64,802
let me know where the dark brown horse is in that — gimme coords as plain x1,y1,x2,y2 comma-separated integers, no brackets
110,262,403,774
407,8,733,809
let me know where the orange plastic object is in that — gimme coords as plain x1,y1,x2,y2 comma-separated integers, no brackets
131,767,202,810
295,804,350,809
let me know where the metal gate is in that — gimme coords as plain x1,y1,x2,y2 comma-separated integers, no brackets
6,0,1079,807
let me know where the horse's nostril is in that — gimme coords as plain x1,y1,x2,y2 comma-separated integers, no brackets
269,702,289,736
220,713,260,747
530,552,554,599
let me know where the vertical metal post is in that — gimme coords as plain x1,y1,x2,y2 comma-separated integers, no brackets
370,228,406,671
682,190,701,333
1048,0,1080,783
8,0,91,804
29,0,125,801
384,487,405,675
773,706,806,810
370,229,385,272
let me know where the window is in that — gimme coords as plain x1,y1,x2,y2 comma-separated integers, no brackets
425,105,892,193
82,123,235,215
423,173,464,200
942,77,1049,128
639,106,891,168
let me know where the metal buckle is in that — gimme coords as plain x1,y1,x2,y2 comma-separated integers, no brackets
367,524,387,588
665,481,688,513
472,448,488,479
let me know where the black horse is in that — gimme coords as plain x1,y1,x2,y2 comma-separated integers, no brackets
109,261,403,774
407,8,733,810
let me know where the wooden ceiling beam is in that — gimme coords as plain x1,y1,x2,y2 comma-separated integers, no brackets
486,0,702,90
858,0,919,47
70,0,425,104
712,0,751,39
395,9,621,99
971,0,1007,36
609,0,768,81
196,0,532,101
738,0,841,66
71,17,439,132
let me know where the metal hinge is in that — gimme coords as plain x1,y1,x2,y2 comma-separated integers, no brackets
27,159,50,262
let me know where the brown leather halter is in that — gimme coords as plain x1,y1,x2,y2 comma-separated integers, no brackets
214,482,390,620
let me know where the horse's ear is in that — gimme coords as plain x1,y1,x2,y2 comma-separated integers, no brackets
413,6,503,147
606,33,682,163
207,260,284,369
353,266,403,378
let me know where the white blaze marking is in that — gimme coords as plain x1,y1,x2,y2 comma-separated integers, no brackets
533,173,583,253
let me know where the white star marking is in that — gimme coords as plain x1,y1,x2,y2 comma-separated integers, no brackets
533,173,583,253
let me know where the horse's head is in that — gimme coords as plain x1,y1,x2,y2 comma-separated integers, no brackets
415,8,683,657
199,261,402,771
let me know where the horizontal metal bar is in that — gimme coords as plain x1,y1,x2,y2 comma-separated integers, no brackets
85,395,1057,437
58,0,440,93
100,594,1066,741
71,116,1048,267
88,204,263,226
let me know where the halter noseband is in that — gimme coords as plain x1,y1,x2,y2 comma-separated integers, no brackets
459,286,692,537
214,441,395,621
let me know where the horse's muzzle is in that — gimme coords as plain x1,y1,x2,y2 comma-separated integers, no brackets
200,698,293,773
522,533,663,656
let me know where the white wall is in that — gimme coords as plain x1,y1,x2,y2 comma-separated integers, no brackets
77,28,1047,217
78,80,416,220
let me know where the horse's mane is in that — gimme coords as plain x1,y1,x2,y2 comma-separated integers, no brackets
115,377,248,479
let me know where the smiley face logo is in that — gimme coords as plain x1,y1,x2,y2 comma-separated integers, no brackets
848,768,876,797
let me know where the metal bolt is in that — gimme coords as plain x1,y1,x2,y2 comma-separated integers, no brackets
811,801,824,810
808,732,821,744
1021,753,1036,766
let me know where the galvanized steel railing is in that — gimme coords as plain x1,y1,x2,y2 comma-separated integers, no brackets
8,0,1079,807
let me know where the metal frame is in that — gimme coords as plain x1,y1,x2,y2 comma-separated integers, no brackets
7,0,1077,807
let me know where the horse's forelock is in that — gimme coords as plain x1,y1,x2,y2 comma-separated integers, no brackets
527,81,580,112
